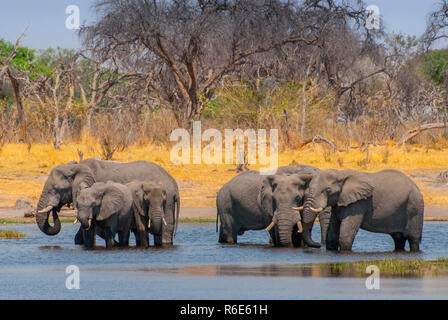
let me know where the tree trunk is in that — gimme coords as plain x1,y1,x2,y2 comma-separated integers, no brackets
6,69,26,143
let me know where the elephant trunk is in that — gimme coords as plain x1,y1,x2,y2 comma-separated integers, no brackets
301,195,321,248
276,206,298,247
301,222,321,248
35,187,61,236
318,208,331,245
150,207,164,236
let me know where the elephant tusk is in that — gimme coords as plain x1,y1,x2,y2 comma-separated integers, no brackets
162,217,167,226
265,220,276,231
297,221,303,233
292,206,304,211
148,218,151,229
310,207,324,213
73,218,79,225
37,206,53,214
88,218,92,228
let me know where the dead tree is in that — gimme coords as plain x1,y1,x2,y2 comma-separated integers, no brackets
0,26,29,142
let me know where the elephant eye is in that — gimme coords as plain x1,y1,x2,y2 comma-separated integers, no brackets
325,187,331,194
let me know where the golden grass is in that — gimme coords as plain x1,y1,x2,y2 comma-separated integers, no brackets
0,141,446,208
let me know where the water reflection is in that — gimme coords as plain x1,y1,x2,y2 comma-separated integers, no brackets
143,262,447,279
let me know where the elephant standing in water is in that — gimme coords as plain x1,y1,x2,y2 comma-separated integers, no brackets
301,169,424,252
35,159,180,246
76,182,133,248
127,181,167,247
216,165,331,247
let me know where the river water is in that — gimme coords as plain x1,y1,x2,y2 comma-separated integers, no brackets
1,222,448,299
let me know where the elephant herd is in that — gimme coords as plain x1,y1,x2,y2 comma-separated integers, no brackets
35,159,179,248
35,159,424,252
217,165,424,252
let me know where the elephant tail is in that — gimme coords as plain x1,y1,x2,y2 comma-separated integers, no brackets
216,206,219,233
174,194,180,237
216,192,220,233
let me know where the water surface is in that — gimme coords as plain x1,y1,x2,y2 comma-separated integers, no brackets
1,222,448,299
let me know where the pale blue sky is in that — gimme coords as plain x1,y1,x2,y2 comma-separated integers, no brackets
0,0,444,50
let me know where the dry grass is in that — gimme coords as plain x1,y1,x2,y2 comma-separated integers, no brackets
0,141,447,208
0,230,26,239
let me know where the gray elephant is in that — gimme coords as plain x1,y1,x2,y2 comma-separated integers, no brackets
126,181,167,247
76,182,134,248
35,163,95,236
35,159,180,246
301,169,424,252
216,165,331,247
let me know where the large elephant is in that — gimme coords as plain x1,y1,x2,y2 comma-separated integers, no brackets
35,163,95,236
302,169,424,252
126,181,167,247
216,165,331,247
35,159,180,245
76,182,133,248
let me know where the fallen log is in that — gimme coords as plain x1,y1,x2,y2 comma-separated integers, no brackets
300,135,347,152
398,123,447,146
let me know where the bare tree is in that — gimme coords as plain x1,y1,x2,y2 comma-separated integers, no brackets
0,25,29,142
80,0,341,127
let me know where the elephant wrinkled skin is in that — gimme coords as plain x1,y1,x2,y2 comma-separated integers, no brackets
76,182,134,248
302,169,424,252
216,165,331,247
127,181,167,247
35,159,180,246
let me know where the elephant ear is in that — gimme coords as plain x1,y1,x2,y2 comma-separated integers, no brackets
338,173,373,207
97,185,123,221
258,175,275,215
131,184,146,217
60,164,94,209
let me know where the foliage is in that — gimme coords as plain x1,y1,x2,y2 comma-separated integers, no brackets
420,48,448,85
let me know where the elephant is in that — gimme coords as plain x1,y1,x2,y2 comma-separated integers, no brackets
76,182,133,248
301,169,424,252
216,165,331,247
35,163,95,236
35,159,180,246
126,181,167,247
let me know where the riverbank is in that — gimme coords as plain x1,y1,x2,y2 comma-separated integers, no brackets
0,143,447,215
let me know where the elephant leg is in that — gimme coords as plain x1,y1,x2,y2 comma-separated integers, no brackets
101,226,115,248
162,200,175,245
133,229,141,246
268,229,277,246
74,226,84,245
338,206,364,251
326,212,340,250
291,230,303,247
408,237,421,252
138,230,149,247
118,230,130,247
318,207,331,245
391,232,406,251
218,209,238,243
154,234,163,246
83,226,96,248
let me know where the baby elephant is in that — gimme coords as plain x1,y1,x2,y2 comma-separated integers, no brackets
76,181,133,248
126,181,167,247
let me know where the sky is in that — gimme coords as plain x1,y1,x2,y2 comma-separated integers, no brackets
0,0,444,50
